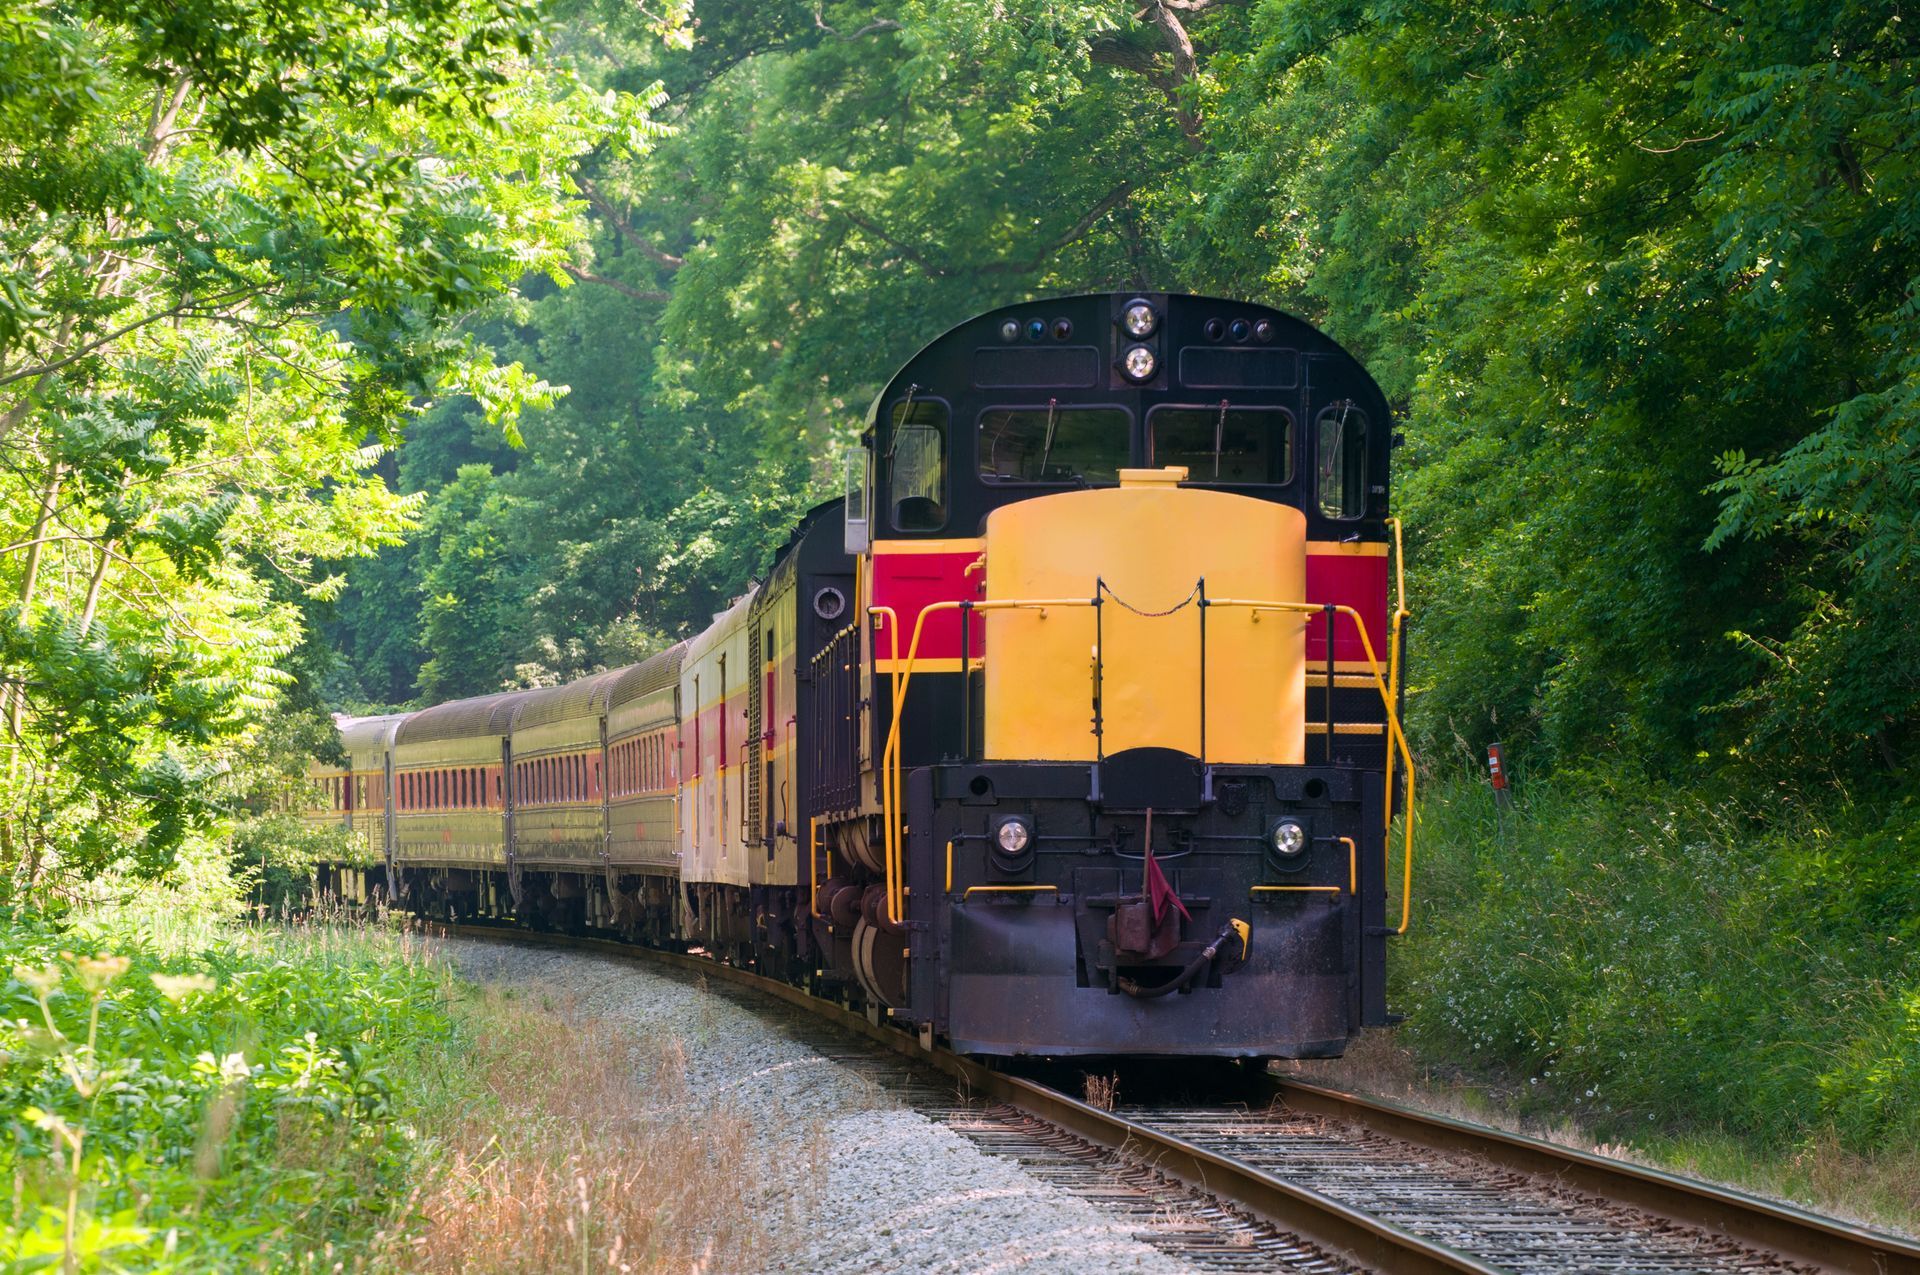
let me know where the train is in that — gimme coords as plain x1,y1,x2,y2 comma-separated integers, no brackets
309,292,1415,1059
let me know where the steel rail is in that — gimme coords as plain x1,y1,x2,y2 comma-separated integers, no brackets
434,922,1920,1274
1265,1077,1920,1275
436,922,1489,1274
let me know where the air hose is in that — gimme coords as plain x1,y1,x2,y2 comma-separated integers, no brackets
1117,919,1251,999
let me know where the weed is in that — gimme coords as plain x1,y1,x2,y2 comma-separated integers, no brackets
379,983,770,1273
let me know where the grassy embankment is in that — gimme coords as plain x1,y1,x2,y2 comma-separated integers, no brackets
1324,771,1920,1231
2,904,767,1272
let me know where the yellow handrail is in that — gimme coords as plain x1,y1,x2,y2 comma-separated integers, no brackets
873,597,1096,924
869,606,901,924
808,814,823,916
1207,598,1418,935
876,592,1416,936
1383,517,1411,834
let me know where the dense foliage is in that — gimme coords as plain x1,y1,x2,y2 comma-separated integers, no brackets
329,0,1917,787
1399,775,1920,1155
1,910,453,1269
0,0,664,894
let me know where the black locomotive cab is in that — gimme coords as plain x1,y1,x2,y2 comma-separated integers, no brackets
853,293,1390,551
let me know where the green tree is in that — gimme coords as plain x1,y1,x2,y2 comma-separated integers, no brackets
0,0,666,897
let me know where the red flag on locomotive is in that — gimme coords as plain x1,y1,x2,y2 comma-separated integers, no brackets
1143,808,1191,926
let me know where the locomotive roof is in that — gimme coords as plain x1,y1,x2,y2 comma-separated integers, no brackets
862,291,1384,432
396,689,538,744
608,641,687,708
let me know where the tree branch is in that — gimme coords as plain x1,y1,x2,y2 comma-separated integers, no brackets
560,263,671,302
0,299,213,389
840,210,958,278
1680,0,1743,24
979,182,1135,275
1090,4,1205,148
814,9,902,38
581,179,684,268
843,182,1134,280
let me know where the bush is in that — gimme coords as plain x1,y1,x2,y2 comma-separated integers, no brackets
1,908,451,1271
1395,772,1920,1153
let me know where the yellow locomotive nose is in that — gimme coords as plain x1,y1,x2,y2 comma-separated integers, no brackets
981,467,1308,765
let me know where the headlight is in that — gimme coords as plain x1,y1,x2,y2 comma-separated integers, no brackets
1121,299,1158,338
1271,820,1307,857
995,817,1032,855
1121,344,1157,381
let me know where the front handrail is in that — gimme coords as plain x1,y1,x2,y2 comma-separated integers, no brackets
873,593,1416,936
1384,517,1412,835
872,597,1096,924
869,606,901,924
1206,598,1417,935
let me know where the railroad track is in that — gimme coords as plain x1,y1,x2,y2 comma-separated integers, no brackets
435,922,1920,1275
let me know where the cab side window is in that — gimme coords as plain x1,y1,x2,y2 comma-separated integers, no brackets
1316,401,1369,519
889,399,949,532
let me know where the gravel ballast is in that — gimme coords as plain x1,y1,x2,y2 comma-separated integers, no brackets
443,937,1204,1274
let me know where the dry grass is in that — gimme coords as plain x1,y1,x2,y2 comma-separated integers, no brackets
376,985,776,1274
1082,1072,1120,1112
1277,1027,1920,1239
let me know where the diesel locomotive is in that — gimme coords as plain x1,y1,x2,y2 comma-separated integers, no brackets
310,292,1415,1059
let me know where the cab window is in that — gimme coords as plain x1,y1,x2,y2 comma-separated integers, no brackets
1148,405,1292,484
888,399,948,531
1316,401,1369,519
978,405,1129,484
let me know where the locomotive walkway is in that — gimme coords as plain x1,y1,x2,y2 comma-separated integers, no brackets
440,922,1920,1274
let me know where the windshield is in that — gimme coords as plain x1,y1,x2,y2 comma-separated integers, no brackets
978,405,1130,484
1148,405,1292,484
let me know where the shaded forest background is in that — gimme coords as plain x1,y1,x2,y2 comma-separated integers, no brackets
2,0,1916,1185
329,0,1918,788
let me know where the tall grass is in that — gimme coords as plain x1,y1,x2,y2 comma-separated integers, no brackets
378,986,781,1273
4,907,782,1272
1394,770,1920,1159
1,905,451,1271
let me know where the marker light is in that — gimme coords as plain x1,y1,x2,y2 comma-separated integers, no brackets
1228,318,1251,342
995,818,1032,855
1253,319,1276,343
1000,319,1020,343
1122,299,1158,338
1052,317,1074,341
1272,820,1307,857
1203,318,1226,341
1026,318,1047,341
1121,344,1158,381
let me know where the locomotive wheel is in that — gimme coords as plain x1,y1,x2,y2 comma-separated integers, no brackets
851,916,907,1007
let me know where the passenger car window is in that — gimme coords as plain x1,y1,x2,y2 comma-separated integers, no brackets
1316,401,1369,519
977,405,1129,483
1148,405,1292,484
888,399,948,531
